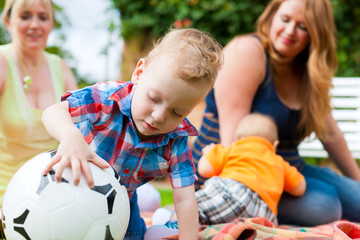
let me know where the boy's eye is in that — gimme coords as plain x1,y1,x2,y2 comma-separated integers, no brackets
172,110,182,118
148,93,160,103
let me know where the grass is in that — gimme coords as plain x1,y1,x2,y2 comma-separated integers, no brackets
156,187,174,206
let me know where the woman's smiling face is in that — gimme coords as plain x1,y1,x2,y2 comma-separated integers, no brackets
7,0,54,52
269,0,310,59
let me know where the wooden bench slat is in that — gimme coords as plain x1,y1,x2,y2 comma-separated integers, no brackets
332,110,360,121
298,77,360,160
331,89,360,97
332,77,360,85
337,122,360,132
331,98,360,108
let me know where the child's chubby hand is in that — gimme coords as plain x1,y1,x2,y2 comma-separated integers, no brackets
42,130,110,188
201,143,216,156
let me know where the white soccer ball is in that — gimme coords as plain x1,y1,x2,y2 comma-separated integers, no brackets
2,150,130,240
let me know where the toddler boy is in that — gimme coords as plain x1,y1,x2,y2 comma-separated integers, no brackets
42,28,223,239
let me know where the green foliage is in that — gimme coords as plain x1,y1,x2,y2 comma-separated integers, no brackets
332,0,360,77
111,0,360,77
0,0,10,45
113,0,267,46
156,187,174,206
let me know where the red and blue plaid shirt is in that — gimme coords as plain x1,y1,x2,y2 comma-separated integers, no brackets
62,81,198,196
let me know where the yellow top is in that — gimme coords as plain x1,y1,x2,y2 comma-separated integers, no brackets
206,136,304,215
0,44,65,206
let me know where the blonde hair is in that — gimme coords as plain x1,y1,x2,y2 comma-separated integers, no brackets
235,113,278,144
145,28,223,86
256,0,337,140
2,0,55,24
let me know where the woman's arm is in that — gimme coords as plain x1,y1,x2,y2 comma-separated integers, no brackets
61,59,78,91
214,35,266,146
321,114,360,181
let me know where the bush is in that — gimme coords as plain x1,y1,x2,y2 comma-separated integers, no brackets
112,0,360,77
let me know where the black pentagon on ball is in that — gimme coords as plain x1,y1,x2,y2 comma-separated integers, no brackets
36,169,69,195
110,167,125,186
12,209,31,240
92,184,117,214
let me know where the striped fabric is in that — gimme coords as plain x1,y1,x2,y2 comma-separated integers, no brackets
196,177,277,225
62,81,198,196
200,217,360,240
192,111,220,190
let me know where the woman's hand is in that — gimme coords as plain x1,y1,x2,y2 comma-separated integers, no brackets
322,114,360,181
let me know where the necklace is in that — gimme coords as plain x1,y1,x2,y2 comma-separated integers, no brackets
18,55,44,93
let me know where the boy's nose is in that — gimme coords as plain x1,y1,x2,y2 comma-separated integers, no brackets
151,109,166,123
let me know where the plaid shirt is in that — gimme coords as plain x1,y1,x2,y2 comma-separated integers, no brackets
62,81,198,196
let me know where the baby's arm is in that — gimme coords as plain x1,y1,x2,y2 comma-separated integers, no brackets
287,179,306,197
42,101,109,187
198,143,216,178
173,185,198,240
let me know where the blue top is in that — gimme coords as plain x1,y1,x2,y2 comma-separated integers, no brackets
192,54,306,189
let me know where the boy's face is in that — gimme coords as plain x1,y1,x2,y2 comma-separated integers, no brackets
131,56,210,140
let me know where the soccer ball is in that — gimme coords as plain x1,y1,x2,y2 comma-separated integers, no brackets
2,150,130,240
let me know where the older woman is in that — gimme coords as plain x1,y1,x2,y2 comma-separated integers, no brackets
0,0,78,205
193,0,360,226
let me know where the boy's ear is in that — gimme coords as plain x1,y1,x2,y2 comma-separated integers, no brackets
272,140,279,151
131,58,145,84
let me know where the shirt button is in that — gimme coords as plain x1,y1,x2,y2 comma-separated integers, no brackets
124,168,130,174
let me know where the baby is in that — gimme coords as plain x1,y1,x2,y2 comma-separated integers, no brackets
197,113,306,225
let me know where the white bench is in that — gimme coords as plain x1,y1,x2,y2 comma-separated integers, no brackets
298,77,360,160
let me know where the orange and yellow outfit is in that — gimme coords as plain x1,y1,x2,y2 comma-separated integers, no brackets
206,136,304,215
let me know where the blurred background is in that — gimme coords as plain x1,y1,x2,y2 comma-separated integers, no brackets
0,0,359,88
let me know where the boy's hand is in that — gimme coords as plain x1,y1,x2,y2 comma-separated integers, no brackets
198,143,218,178
41,101,110,188
42,131,109,188
201,143,216,155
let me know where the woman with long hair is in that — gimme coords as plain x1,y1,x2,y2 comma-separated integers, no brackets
192,0,360,226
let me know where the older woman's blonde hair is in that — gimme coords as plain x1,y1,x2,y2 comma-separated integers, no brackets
2,0,55,24
256,0,337,140
145,28,223,87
